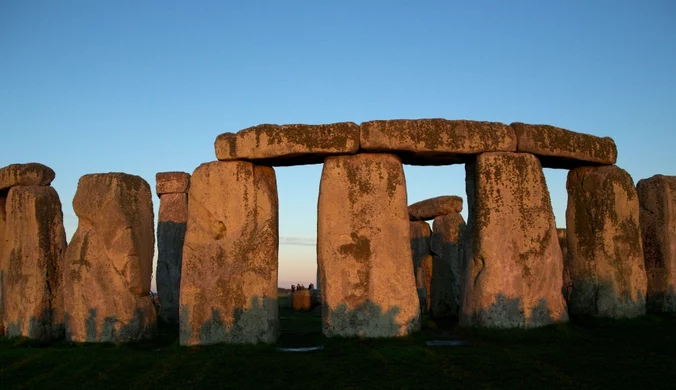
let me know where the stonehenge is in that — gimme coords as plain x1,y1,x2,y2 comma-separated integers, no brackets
317,153,421,337
156,172,190,325
4,117,671,344
461,152,568,327
64,173,157,343
566,166,647,318
0,163,66,340
637,175,676,313
179,161,279,346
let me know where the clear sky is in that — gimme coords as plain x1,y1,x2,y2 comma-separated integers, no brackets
2,1,675,290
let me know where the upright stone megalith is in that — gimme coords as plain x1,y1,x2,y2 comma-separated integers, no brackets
637,175,676,313
558,228,572,304
1,186,66,340
0,196,5,336
64,173,157,343
318,153,420,337
179,161,279,346
430,212,466,318
566,166,647,318
410,220,432,310
155,172,190,325
461,152,568,328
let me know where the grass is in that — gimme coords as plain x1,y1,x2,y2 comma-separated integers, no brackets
1,302,675,389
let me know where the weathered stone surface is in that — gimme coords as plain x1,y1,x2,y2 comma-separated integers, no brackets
461,152,568,328
558,228,572,304
64,173,157,343
360,119,517,165
637,175,676,313
511,122,617,169
155,172,190,195
419,254,433,312
1,186,66,340
408,196,463,221
430,213,466,318
318,153,420,337
157,193,188,324
215,122,360,166
410,221,432,310
0,197,4,336
179,161,278,346
0,163,55,193
566,165,647,318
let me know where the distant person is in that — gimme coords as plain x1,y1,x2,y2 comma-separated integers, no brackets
308,283,314,290
291,285,295,293
297,283,301,291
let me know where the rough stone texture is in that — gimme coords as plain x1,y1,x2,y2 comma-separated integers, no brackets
461,152,569,328
64,173,157,343
419,254,433,312
1,186,66,340
156,172,190,195
558,228,572,304
157,193,188,324
0,197,5,336
0,163,55,193
408,196,463,221
410,221,432,310
511,122,617,169
637,175,676,313
360,119,517,165
215,122,360,166
430,213,466,318
566,165,647,318
179,161,278,346
318,153,420,337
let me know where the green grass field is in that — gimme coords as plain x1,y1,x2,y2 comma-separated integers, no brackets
1,301,675,389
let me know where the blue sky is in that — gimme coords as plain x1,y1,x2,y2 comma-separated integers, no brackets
2,1,675,289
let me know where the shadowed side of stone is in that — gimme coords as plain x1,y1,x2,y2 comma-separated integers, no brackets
558,228,572,305
1,186,66,340
157,193,188,324
408,196,463,221
430,212,466,319
179,161,279,346
511,122,617,169
64,173,157,343
0,163,55,194
637,175,676,313
0,196,5,336
215,122,360,166
461,152,568,328
410,220,432,311
566,165,647,318
360,119,517,166
318,153,420,337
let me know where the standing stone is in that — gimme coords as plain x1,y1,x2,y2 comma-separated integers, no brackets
156,172,190,325
316,267,321,291
1,186,66,340
461,152,568,328
0,196,5,336
179,161,278,346
64,173,157,343
318,153,420,337
558,228,572,304
566,166,647,318
410,221,432,310
430,213,466,318
637,175,676,313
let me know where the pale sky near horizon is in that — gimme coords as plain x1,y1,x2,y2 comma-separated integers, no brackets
2,1,675,290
